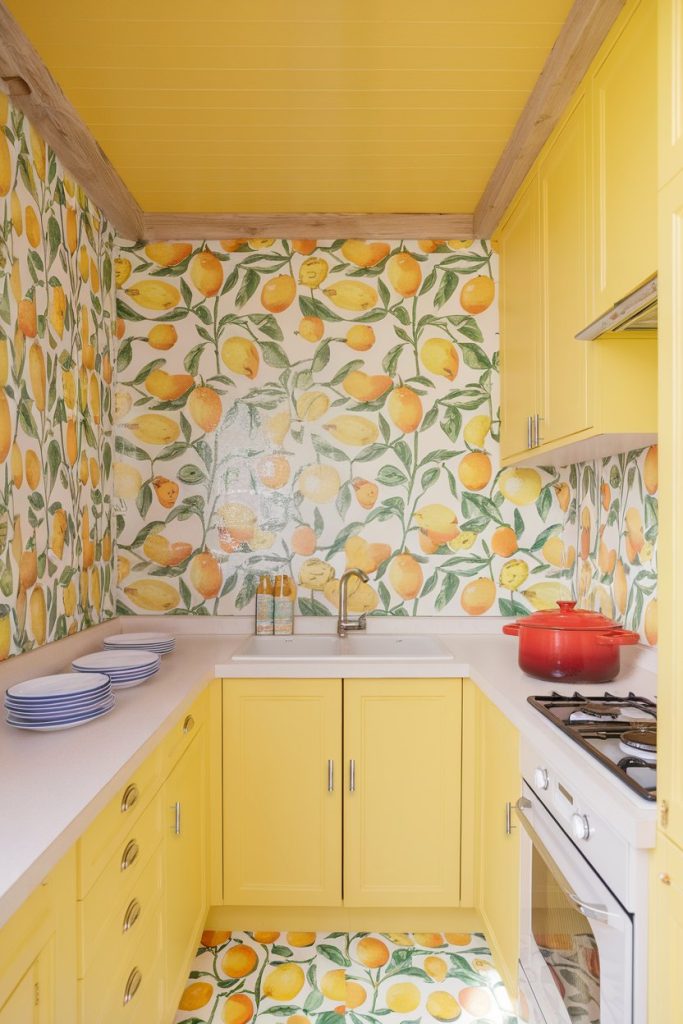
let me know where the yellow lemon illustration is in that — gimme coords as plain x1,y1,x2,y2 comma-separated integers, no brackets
25,206,40,248
145,370,194,401
426,991,461,1021
447,239,473,250
190,552,222,599
298,257,328,287
644,444,658,494
356,937,390,968
261,274,296,312
415,933,446,948
0,134,10,197
262,963,304,1001
346,981,367,1009
323,576,378,613
389,553,424,600
463,414,491,448
341,240,390,267
20,550,38,591
299,558,335,591
346,324,375,351
222,336,259,379
128,414,180,446
145,242,192,266
296,391,329,421
498,468,542,506
190,251,223,296
353,477,378,509
460,275,495,314
644,598,658,645
499,559,529,590
342,370,392,402
222,945,258,978
387,252,422,297
124,579,180,611
421,337,459,380
148,323,177,350
298,464,341,503
542,535,567,567
29,342,46,411
320,969,346,1002
424,956,448,981
461,577,496,615
49,286,66,338
388,387,423,433
179,981,213,1011
10,442,22,487
222,993,254,1024
0,393,11,463
113,390,132,423
248,238,275,249
522,581,573,611
220,239,246,252
29,124,46,181
345,536,390,574
25,450,41,490
125,280,180,310
30,586,46,645
0,615,10,661
9,190,21,234
188,386,222,432
265,409,291,445
386,933,413,946
414,504,459,545
298,316,324,342
252,931,280,943
323,280,377,311
554,482,570,512
324,415,379,446
386,982,421,1013
287,932,316,947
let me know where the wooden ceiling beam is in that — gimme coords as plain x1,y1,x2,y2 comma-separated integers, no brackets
142,212,475,241
0,1,143,239
473,0,625,238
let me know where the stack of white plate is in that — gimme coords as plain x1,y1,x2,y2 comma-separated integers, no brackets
103,632,175,656
72,650,160,688
5,673,115,731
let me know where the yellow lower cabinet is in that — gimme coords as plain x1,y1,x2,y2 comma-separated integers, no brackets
343,678,462,907
477,691,521,998
650,833,683,1022
0,849,77,1023
223,679,342,907
164,725,208,1018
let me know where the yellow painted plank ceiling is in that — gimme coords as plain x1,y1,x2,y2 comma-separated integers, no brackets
7,0,574,213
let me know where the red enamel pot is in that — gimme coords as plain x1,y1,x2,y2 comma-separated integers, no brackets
502,600,639,683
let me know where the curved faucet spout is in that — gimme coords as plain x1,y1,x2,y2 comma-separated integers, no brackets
338,568,369,637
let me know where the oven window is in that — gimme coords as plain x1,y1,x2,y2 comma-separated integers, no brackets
531,847,601,1022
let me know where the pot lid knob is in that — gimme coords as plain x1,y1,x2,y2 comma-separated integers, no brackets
556,600,577,612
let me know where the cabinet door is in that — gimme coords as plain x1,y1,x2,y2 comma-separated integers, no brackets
659,0,683,186
223,679,342,906
540,91,591,445
0,958,43,1024
499,173,542,461
649,835,683,1021
657,169,683,847
478,693,520,998
591,0,657,315
164,728,207,999
343,679,461,907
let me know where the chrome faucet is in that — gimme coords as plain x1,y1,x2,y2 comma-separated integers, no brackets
337,568,369,637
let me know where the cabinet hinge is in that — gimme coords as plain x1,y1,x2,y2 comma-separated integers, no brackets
660,799,670,828
34,982,39,1006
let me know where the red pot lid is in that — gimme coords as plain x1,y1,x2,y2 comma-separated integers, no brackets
517,600,620,631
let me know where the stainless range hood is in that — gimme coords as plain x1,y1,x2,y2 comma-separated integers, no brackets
575,274,657,340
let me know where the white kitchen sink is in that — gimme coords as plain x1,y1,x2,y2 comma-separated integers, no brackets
232,634,454,662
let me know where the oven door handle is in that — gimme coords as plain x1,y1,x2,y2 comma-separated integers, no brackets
514,798,614,927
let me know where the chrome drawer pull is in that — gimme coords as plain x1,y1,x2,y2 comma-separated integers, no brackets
172,801,181,836
183,715,194,734
120,784,139,814
120,839,139,872
349,759,356,793
122,898,141,933
123,967,142,1005
327,759,334,792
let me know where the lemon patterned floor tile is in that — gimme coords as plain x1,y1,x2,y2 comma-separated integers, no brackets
175,929,518,1023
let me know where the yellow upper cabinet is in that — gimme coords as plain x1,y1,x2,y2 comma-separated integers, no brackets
222,679,343,907
343,679,462,908
590,0,658,316
659,0,683,186
499,174,542,463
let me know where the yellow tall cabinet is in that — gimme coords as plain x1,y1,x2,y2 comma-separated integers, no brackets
477,691,521,999
343,679,461,908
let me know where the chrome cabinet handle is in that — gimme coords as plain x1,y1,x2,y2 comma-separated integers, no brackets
514,798,615,925
120,784,139,814
122,898,141,933
505,801,515,835
349,759,356,793
533,413,543,447
123,967,142,1005
327,759,334,792
527,415,533,449
120,839,139,872
183,715,194,735
172,801,181,835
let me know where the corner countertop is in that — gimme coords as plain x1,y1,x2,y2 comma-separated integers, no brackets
0,618,657,930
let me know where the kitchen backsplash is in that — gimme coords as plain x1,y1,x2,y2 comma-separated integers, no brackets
112,238,658,643
0,98,116,662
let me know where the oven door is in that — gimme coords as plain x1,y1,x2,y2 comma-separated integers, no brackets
517,782,633,1024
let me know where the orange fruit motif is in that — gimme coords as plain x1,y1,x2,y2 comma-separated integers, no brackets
153,476,179,508
262,274,296,312
356,936,390,968
252,931,280,943
188,386,222,432
191,250,223,296
222,993,254,1024
179,981,213,1010
341,240,390,267
424,956,448,981
292,239,317,255
353,477,379,509
388,387,423,433
202,930,231,947
190,552,222,599
298,316,324,342
18,298,37,338
461,577,496,615
346,982,367,1009
292,526,317,555
458,987,492,1016
460,275,495,313
389,554,424,600
222,944,258,978
346,324,375,351
145,242,192,266
257,454,291,489
414,933,445,948
458,452,492,491
491,526,518,557
148,324,178,350
387,252,422,296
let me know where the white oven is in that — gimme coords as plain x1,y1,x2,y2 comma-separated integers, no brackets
515,782,633,1024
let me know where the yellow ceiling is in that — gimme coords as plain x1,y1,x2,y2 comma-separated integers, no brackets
7,0,574,214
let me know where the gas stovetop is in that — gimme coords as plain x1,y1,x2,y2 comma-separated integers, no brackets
528,691,657,801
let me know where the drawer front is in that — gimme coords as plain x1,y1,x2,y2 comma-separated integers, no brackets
162,689,207,770
80,793,163,957
79,746,163,896
79,840,163,977
81,893,163,1024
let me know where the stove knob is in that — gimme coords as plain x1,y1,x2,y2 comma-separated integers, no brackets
571,813,591,841
534,767,550,791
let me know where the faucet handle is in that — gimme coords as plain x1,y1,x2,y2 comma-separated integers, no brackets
357,613,367,630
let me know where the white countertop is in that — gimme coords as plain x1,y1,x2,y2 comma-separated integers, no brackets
0,618,658,929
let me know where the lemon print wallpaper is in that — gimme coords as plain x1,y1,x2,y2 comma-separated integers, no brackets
112,237,658,642
0,97,116,661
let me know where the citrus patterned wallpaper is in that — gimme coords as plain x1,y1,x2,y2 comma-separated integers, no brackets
0,98,116,662
112,238,658,643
